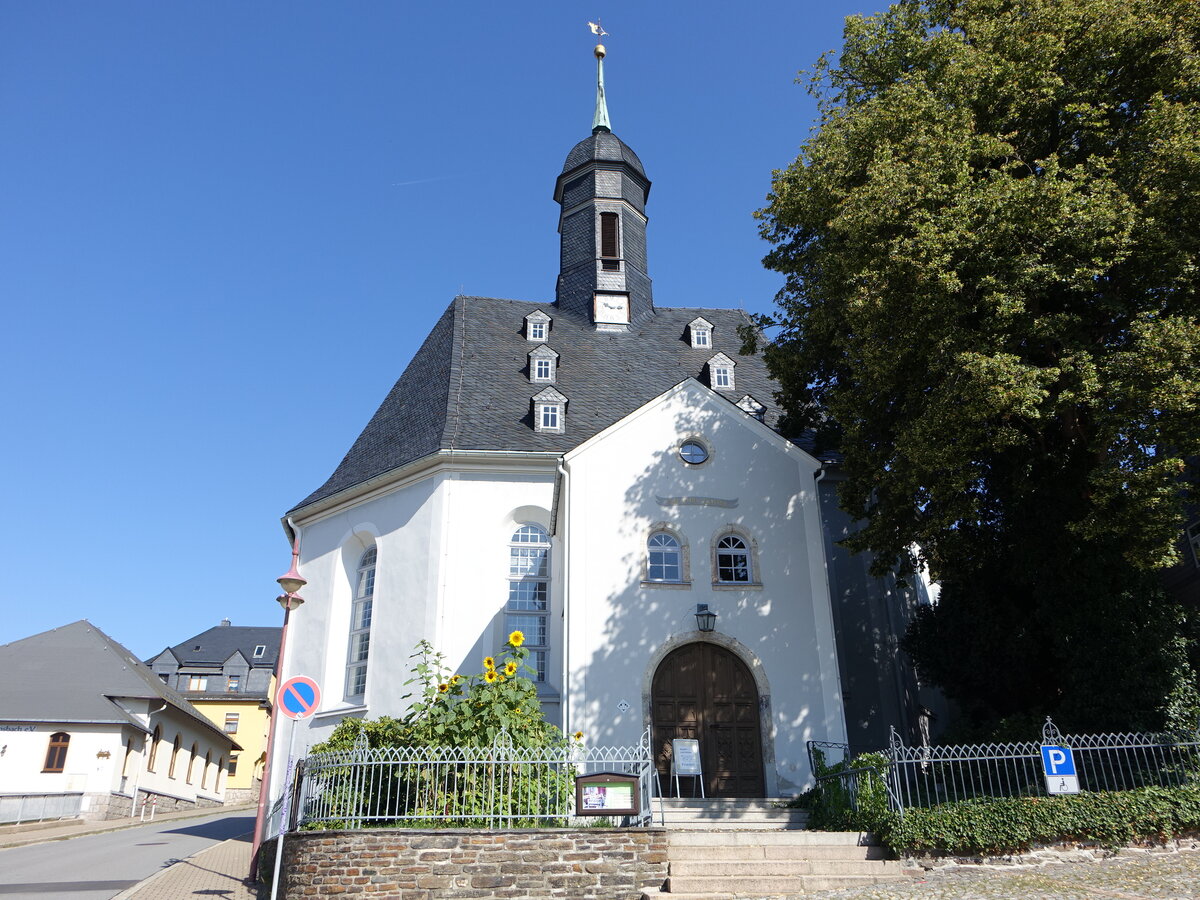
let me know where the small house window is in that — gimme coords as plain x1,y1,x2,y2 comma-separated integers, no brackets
600,212,620,270
707,353,736,391
224,713,240,734
647,533,682,583
169,734,182,778
227,675,240,692
148,725,162,772
529,346,558,384
679,440,709,465
525,310,551,342
532,387,568,434
187,675,208,692
737,395,766,422
229,755,239,777
715,535,751,583
688,317,714,349
253,645,266,659
43,732,70,773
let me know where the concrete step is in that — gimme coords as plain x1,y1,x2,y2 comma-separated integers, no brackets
655,798,809,830
670,858,906,877
665,873,906,894
667,842,890,861
667,829,875,846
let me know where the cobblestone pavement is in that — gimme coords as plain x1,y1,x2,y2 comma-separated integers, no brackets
811,848,1200,899
116,831,260,899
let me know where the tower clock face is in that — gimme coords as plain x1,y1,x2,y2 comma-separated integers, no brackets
594,292,630,325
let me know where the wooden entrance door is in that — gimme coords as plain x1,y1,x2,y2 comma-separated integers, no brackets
652,642,765,797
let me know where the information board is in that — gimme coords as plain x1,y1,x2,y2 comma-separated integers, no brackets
575,772,640,816
671,739,702,776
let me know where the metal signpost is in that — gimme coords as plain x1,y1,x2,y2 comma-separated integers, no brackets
1040,743,1080,795
270,676,321,900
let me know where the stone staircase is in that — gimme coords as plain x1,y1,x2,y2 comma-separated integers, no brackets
642,799,914,899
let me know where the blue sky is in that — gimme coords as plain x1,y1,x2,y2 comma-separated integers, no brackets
0,1,875,660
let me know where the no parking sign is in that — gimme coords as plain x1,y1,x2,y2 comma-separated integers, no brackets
277,675,321,720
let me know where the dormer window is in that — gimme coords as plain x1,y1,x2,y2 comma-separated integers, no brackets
529,345,559,383
707,353,736,391
688,317,714,349
532,387,568,434
737,394,765,421
525,310,551,342
600,212,620,271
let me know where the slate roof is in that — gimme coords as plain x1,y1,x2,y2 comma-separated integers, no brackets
561,131,646,179
154,624,282,669
293,298,793,512
0,620,237,746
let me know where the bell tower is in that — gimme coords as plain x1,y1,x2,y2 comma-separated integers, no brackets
554,40,653,328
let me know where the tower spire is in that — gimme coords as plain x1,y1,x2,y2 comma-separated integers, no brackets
588,22,611,133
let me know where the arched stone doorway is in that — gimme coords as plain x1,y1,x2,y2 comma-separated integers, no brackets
651,642,765,797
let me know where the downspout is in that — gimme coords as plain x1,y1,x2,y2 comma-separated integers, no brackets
556,458,571,735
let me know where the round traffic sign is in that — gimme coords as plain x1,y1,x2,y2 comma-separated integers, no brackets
277,675,321,720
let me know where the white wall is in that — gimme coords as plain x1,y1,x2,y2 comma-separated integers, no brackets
562,383,846,793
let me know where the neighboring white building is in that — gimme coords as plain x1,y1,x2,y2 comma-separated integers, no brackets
0,621,239,821
271,48,937,801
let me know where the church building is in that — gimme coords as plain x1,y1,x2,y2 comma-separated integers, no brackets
272,43,933,799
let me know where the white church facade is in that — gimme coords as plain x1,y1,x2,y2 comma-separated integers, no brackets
271,45,934,800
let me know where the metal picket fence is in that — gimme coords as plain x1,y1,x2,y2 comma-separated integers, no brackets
812,718,1200,813
293,729,658,830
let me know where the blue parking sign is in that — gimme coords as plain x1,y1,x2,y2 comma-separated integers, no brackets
1040,744,1080,794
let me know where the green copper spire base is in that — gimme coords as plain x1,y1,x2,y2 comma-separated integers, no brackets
592,44,611,134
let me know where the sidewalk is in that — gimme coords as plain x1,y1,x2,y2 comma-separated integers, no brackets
1,802,263,898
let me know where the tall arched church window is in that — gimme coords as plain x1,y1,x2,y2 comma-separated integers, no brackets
647,533,682,583
148,725,162,772
715,535,751,583
43,732,70,773
507,525,550,682
347,546,376,699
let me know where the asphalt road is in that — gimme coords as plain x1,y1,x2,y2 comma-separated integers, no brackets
0,809,254,900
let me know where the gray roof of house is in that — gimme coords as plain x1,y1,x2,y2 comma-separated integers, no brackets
0,620,237,746
293,298,801,512
154,624,282,669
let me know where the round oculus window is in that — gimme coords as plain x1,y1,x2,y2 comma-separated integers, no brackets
679,440,709,465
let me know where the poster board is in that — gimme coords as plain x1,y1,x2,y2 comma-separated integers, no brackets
575,772,640,817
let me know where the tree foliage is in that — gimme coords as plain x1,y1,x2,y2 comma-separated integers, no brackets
756,0,1200,731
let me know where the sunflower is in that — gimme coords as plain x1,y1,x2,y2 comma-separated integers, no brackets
573,731,584,742
437,683,449,693
484,670,498,683
504,661,518,677
483,656,496,670
508,630,525,647
450,674,462,685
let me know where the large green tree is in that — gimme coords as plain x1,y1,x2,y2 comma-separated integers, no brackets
756,0,1200,732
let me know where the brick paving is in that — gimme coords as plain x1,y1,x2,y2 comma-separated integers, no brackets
117,830,260,899
809,847,1200,899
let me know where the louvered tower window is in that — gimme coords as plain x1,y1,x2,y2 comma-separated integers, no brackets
600,213,620,271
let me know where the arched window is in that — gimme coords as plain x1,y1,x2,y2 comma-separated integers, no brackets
148,725,162,772
186,743,198,783
169,734,182,778
201,750,211,789
347,545,376,699
43,732,70,773
647,533,682,583
715,535,751,583
216,757,225,791
507,525,550,682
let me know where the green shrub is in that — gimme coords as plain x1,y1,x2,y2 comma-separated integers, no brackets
884,784,1200,855
804,749,896,834
305,633,573,828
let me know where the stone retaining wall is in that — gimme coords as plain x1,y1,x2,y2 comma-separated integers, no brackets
275,828,669,899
